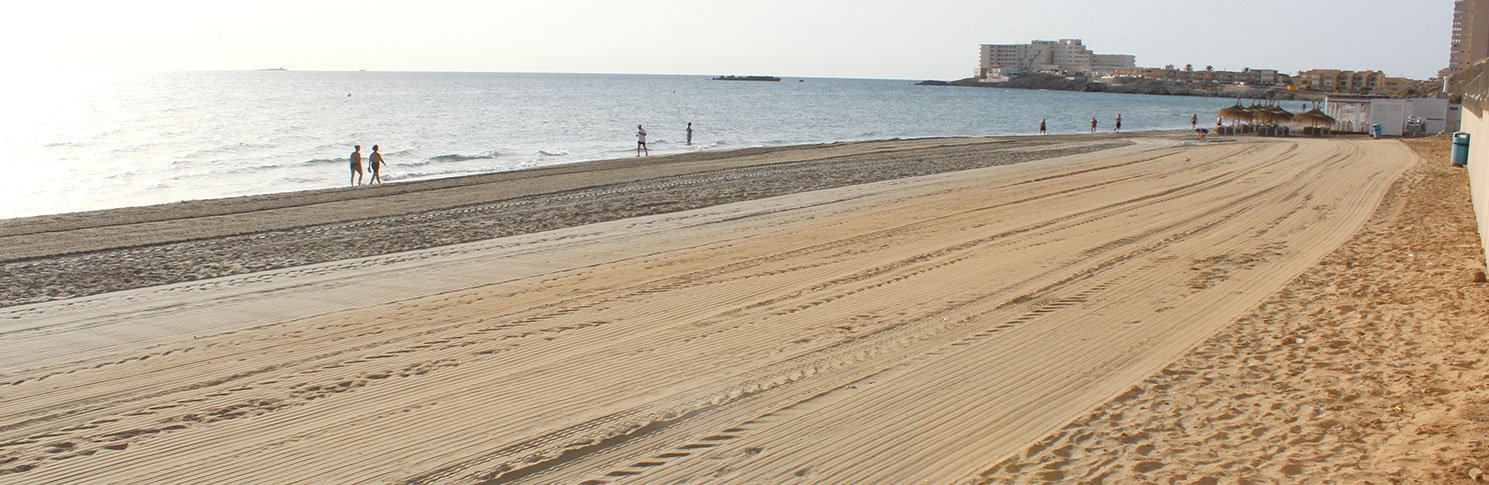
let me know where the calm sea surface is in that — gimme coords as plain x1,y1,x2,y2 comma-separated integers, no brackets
0,71,1238,219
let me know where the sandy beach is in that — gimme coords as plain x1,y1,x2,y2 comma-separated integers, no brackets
2,133,1481,483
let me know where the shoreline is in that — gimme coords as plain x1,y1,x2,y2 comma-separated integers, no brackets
1,132,1169,307
1,131,1189,230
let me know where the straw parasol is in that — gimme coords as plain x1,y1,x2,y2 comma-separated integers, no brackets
1263,103,1293,124
1251,104,1282,125
1293,108,1335,127
1293,107,1336,136
1218,101,1251,125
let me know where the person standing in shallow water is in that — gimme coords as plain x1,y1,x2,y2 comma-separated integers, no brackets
1039,118,1046,135
349,145,363,186
1114,114,1122,132
368,145,385,184
1090,116,1097,133
1191,113,1198,130
686,122,694,146
637,125,649,156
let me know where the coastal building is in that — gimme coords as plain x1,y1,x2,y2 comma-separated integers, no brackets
1112,65,1286,85
1294,69,1413,95
977,39,1134,79
1443,0,1489,79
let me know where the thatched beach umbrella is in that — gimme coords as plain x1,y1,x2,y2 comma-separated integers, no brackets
1251,105,1281,125
1293,108,1335,127
1219,102,1250,125
1264,103,1293,123
1293,108,1335,136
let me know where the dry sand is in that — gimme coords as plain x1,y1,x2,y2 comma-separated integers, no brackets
0,134,1468,484
980,135,1489,484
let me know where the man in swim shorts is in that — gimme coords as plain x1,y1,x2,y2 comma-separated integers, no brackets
349,145,363,186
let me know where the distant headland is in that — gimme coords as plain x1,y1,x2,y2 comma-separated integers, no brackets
916,73,1318,100
712,75,781,82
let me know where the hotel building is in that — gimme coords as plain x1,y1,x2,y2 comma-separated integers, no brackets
977,39,1135,79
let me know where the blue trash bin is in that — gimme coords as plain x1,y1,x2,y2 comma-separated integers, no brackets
1453,132,1471,166
1371,124,1382,139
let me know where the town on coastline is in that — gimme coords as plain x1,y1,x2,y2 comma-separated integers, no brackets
921,35,1465,136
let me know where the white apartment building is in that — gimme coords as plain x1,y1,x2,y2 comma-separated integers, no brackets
977,39,1135,79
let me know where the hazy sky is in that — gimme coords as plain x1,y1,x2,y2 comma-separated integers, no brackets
0,0,1453,80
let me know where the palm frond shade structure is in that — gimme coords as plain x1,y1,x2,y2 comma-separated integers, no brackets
1232,103,1256,124
1293,108,1336,127
1219,103,1251,125
1252,106,1280,125
1264,104,1294,123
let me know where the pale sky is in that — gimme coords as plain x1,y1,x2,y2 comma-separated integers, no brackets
0,0,1454,80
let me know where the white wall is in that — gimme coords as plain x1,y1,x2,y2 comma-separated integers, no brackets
1407,98,1450,134
1369,99,1406,136
1462,96,1489,269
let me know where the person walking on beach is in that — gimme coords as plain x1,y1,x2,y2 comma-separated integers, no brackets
1114,114,1122,132
349,145,363,186
1039,118,1046,135
686,122,694,146
1090,116,1097,133
368,145,385,184
637,125,649,156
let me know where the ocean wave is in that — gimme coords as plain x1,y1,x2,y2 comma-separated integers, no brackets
537,150,569,157
219,163,285,175
428,151,500,163
311,142,352,152
104,169,141,180
178,142,274,159
300,157,347,166
380,167,496,181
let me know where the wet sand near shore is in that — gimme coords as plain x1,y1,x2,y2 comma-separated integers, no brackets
0,134,1453,483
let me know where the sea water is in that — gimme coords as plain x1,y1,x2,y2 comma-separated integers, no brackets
0,71,1238,219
